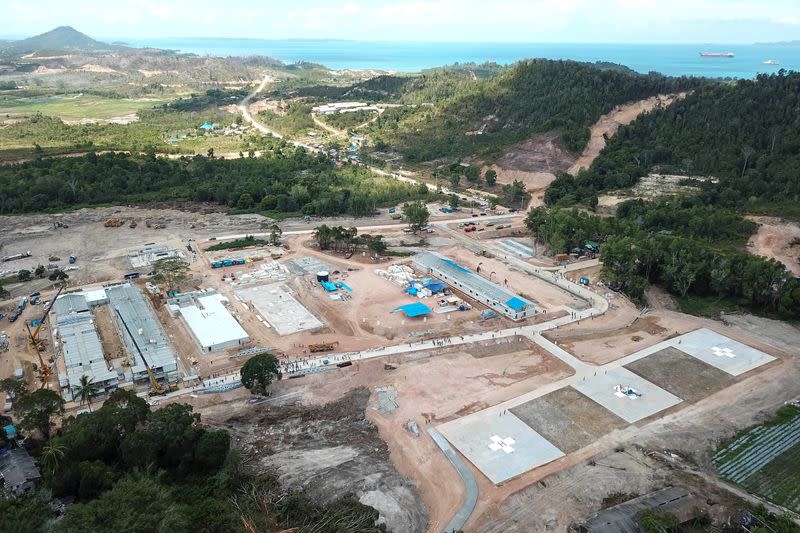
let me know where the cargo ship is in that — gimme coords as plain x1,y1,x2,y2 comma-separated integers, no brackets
699,52,735,58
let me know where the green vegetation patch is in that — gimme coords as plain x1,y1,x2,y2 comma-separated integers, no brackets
0,93,173,120
714,405,800,513
206,235,269,251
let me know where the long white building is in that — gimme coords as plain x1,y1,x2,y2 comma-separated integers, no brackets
413,251,537,321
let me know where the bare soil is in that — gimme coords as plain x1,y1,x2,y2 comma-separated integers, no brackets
215,388,429,533
746,216,800,275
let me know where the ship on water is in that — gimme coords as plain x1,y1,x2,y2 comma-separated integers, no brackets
699,51,735,58
763,59,780,65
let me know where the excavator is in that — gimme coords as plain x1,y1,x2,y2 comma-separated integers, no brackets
26,284,65,388
113,308,167,396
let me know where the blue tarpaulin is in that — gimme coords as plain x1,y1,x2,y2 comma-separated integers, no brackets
3,425,16,439
423,281,447,293
322,281,338,292
506,297,527,311
393,302,432,317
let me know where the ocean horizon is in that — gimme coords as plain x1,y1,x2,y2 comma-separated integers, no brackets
123,38,799,78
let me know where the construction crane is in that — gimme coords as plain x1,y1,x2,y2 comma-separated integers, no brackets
113,307,166,396
26,322,53,389
28,284,65,351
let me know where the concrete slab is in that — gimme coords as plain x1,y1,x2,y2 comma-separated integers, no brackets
572,367,682,424
236,284,323,336
670,328,775,376
438,412,564,484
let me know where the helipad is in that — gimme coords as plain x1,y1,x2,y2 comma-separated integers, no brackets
572,367,683,424
665,328,776,376
437,411,565,484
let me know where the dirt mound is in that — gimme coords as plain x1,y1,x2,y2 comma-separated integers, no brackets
221,388,428,533
496,131,576,174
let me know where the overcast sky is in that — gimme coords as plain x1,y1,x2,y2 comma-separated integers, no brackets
2,0,800,43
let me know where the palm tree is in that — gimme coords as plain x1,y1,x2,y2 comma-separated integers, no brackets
74,374,100,412
40,441,66,473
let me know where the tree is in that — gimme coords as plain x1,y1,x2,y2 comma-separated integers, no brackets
417,182,429,195
17,269,31,282
269,223,283,245
449,194,460,210
364,234,388,256
0,281,7,300
49,269,69,282
16,388,64,439
449,174,460,188
34,264,46,278
0,377,28,401
240,353,281,395
402,201,430,234
236,192,254,209
74,374,100,412
40,441,67,473
484,169,497,186
152,257,190,291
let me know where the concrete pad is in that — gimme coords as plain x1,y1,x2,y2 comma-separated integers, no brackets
236,284,323,336
572,367,682,423
438,412,564,484
670,328,775,376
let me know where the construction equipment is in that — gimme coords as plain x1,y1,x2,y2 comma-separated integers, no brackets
28,284,64,351
113,307,166,396
129,219,137,229
104,218,125,228
308,341,339,353
26,323,52,389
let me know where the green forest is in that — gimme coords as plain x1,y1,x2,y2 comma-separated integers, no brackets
545,71,800,218
366,60,702,162
525,200,800,318
0,389,387,532
0,139,432,216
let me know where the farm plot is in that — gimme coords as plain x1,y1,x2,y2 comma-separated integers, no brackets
714,406,800,512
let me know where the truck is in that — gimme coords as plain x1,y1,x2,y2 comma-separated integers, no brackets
68,255,77,264
2,251,32,262
17,297,26,311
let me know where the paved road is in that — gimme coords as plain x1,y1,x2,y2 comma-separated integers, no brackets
428,427,478,533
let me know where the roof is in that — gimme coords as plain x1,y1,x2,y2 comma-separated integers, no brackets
585,240,600,249
0,448,40,493
506,297,527,311
53,293,89,316
394,302,432,317
58,315,118,388
106,284,177,374
579,487,695,533
178,293,249,348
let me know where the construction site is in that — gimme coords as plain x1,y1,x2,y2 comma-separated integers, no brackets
1,202,798,533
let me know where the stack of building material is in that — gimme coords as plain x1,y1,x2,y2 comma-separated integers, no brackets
375,264,415,286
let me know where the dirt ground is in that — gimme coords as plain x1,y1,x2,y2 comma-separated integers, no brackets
568,93,686,175
465,312,799,532
211,388,429,533
746,215,800,275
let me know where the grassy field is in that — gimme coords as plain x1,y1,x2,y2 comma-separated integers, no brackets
0,93,175,120
714,405,800,513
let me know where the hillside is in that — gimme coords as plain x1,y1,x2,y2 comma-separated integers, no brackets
365,59,702,163
545,71,800,217
0,26,128,55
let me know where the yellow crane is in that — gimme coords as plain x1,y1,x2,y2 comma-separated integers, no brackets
28,284,64,351
26,322,53,389
113,307,165,396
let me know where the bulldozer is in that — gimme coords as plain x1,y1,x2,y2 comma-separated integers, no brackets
105,218,125,228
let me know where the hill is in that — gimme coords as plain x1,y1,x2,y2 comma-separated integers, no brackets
0,26,129,55
364,59,702,163
545,71,800,217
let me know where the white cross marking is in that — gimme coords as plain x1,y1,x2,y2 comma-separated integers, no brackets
488,434,516,454
711,346,736,358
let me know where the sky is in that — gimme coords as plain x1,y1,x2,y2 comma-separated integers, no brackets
2,0,800,43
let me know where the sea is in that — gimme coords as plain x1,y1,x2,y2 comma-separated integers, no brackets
123,38,800,79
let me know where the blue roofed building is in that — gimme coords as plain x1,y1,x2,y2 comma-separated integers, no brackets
413,251,536,321
393,302,432,317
